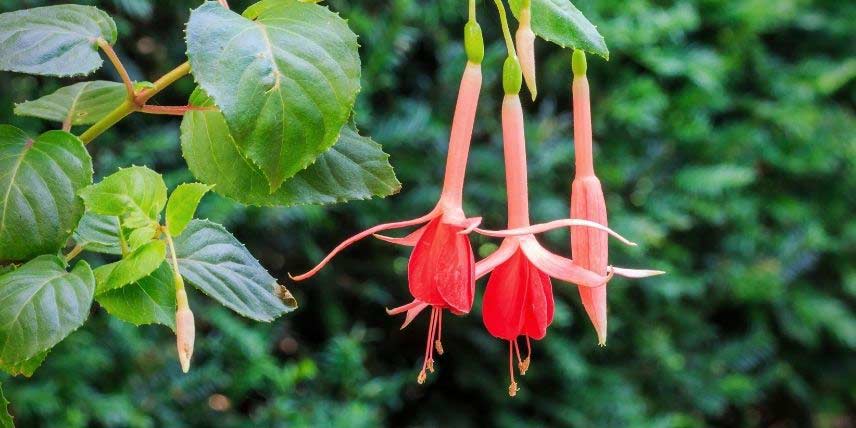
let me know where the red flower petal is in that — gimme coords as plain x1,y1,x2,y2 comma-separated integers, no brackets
482,250,529,340
522,266,553,340
408,217,475,313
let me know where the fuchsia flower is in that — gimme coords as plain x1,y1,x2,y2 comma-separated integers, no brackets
292,20,487,383
473,53,637,396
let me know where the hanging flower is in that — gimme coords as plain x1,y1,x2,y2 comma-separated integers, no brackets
475,51,637,395
292,18,486,383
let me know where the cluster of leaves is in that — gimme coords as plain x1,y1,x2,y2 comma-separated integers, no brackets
0,0,406,425
1,0,853,427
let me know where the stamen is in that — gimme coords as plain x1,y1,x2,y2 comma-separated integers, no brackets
418,306,439,383
508,341,518,397
434,310,444,355
514,339,530,375
519,337,531,375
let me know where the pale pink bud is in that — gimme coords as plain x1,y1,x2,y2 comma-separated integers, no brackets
176,307,195,373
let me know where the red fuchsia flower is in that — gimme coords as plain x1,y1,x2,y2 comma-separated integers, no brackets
291,18,487,383
473,39,636,395
568,50,665,345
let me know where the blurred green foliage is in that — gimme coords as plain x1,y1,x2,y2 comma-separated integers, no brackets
1,0,854,427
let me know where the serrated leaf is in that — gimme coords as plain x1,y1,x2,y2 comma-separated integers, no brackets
508,0,608,59
0,5,117,77
14,81,126,126
0,382,11,428
173,219,296,321
78,166,167,228
97,263,176,329
186,0,361,191
93,240,166,294
73,213,122,255
0,350,48,378
0,255,95,364
166,183,210,237
0,126,94,262
181,90,400,207
126,224,158,251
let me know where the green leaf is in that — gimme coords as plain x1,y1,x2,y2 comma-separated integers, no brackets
93,240,166,294
0,381,11,428
73,213,122,255
78,166,167,228
0,255,95,364
166,183,210,237
186,0,361,191
0,126,94,262
508,0,608,59
0,5,118,77
14,81,126,126
126,224,158,251
97,263,176,329
0,350,48,378
181,90,400,207
173,220,297,321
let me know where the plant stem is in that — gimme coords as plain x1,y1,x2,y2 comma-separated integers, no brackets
78,62,191,145
493,0,517,58
139,105,214,116
97,38,135,99
469,0,476,21
64,244,85,263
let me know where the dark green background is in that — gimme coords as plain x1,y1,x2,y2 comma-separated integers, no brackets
1,0,854,427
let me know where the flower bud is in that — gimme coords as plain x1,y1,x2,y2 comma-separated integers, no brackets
516,7,537,100
176,306,195,373
503,56,523,95
464,21,484,64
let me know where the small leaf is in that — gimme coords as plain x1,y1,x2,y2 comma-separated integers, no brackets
173,219,296,321
508,0,609,59
97,263,176,329
186,0,361,191
0,381,11,428
78,166,167,228
0,255,95,364
73,213,122,255
126,224,158,251
181,90,400,206
0,126,94,262
14,81,127,126
166,183,210,237
0,350,48,378
93,240,166,294
0,5,118,77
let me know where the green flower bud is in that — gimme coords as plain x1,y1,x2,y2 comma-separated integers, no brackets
572,49,587,77
465,21,484,64
503,56,523,95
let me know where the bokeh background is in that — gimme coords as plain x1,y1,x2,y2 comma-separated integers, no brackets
1,0,854,426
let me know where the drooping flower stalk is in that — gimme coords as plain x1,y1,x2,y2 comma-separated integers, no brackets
292,11,486,383
515,0,537,100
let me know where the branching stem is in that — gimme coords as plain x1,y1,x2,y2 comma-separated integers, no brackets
97,38,135,99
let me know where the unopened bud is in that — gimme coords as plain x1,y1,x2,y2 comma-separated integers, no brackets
516,8,537,100
464,21,484,64
503,56,523,95
176,307,195,373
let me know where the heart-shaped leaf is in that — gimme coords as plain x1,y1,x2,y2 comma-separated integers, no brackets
0,5,117,77
93,240,166,294
508,0,608,59
165,183,210,237
186,0,361,191
73,213,122,255
14,81,126,126
180,89,400,206
97,263,176,329
173,219,297,321
78,166,167,229
0,255,95,364
0,350,48,378
0,126,94,262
